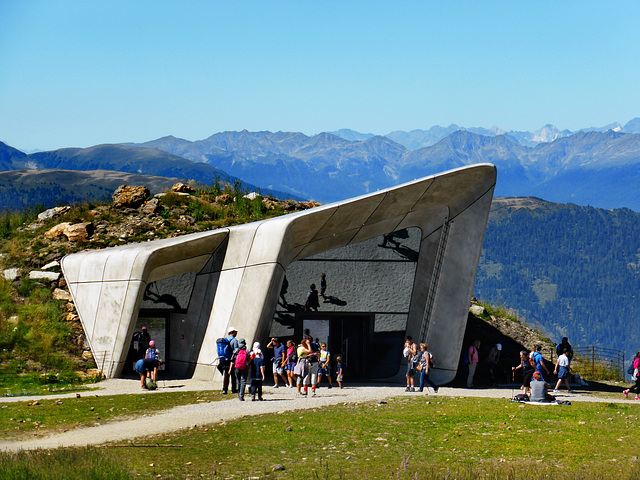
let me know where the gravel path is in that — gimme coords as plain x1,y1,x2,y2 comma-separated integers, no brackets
0,379,630,453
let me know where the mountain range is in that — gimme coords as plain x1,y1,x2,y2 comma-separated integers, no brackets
126,126,640,210
0,141,303,209
3,118,640,211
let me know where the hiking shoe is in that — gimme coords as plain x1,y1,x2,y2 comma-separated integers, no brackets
410,387,415,392
239,397,244,401
274,385,279,388
553,390,560,394
434,387,439,393
222,390,228,395
405,387,410,392
328,385,332,389
312,389,316,396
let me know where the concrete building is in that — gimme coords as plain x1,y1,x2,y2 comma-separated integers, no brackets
61,164,496,385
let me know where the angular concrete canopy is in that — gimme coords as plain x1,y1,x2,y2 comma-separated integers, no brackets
61,164,496,384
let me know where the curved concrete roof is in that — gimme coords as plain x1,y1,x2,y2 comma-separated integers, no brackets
62,164,496,383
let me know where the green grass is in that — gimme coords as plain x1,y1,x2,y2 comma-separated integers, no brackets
2,395,639,479
0,389,223,440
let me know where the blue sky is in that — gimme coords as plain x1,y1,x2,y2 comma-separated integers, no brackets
1,1,639,151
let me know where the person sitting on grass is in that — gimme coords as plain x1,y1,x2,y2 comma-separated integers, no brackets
530,371,555,403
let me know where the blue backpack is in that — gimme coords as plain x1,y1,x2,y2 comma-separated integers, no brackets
217,337,232,361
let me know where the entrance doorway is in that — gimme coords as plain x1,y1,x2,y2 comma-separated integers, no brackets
298,313,371,380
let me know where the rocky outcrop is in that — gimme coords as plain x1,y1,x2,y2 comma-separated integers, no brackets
37,206,70,222
44,222,94,242
112,185,150,208
171,183,195,194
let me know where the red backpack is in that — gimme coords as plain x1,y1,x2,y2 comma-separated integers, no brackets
235,349,249,370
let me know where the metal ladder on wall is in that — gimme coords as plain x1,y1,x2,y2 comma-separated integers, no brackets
419,217,451,344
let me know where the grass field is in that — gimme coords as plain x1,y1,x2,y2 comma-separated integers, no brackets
1,393,639,479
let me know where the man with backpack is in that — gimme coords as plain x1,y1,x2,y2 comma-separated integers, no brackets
530,345,550,381
216,327,239,395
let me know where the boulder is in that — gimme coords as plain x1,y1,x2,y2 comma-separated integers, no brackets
53,288,73,301
112,185,150,208
243,192,259,200
41,261,60,270
44,223,71,239
215,194,232,204
171,183,195,194
81,351,94,362
29,271,61,282
3,268,19,281
141,198,161,215
44,222,94,242
37,206,70,222
66,313,80,322
65,222,94,242
470,304,486,316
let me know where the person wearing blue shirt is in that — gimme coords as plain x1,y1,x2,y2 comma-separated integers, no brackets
267,337,287,388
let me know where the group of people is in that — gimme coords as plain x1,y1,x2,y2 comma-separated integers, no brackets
403,336,438,393
133,326,163,389
510,339,575,401
216,327,268,401
216,328,343,400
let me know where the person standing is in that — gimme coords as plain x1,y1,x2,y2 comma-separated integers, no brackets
232,339,250,401
530,345,550,381
219,327,239,395
285,340,296,388
335,355,344,389
137,326,151,359
267,337,287,388
512,350,534,395
623,351,640,400
404,336,418,392
487,343,502,385
294,337,312,396
556,337,574,361
318,342,333,388
553,348,574,393
250,345,266,401
418,343,439,393
467,340,480,388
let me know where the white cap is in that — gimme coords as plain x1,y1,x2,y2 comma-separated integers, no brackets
228,326,238,333
496,343,502,351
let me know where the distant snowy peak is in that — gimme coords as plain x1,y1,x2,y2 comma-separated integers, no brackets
329,119,640,150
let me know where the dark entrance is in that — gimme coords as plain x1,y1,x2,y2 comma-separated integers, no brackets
297,312,372,380
124,313,169,377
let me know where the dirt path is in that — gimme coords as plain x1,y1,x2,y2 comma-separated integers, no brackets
0,379,630,452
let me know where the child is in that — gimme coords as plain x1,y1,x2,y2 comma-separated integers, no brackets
318,342,333,388
335,355,343,389
250,345,266,401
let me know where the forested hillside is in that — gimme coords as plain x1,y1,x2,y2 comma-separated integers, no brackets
476,197,640,357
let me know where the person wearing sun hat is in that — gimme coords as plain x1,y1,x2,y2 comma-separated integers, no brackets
223,327,239,394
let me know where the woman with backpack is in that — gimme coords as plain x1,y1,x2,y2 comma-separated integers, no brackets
418,343,439,394
623,350,640,400
232,339,250,401
143,340,162,384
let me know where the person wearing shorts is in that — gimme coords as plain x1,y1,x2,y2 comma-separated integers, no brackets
267,337,287,388
553,348,574,393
